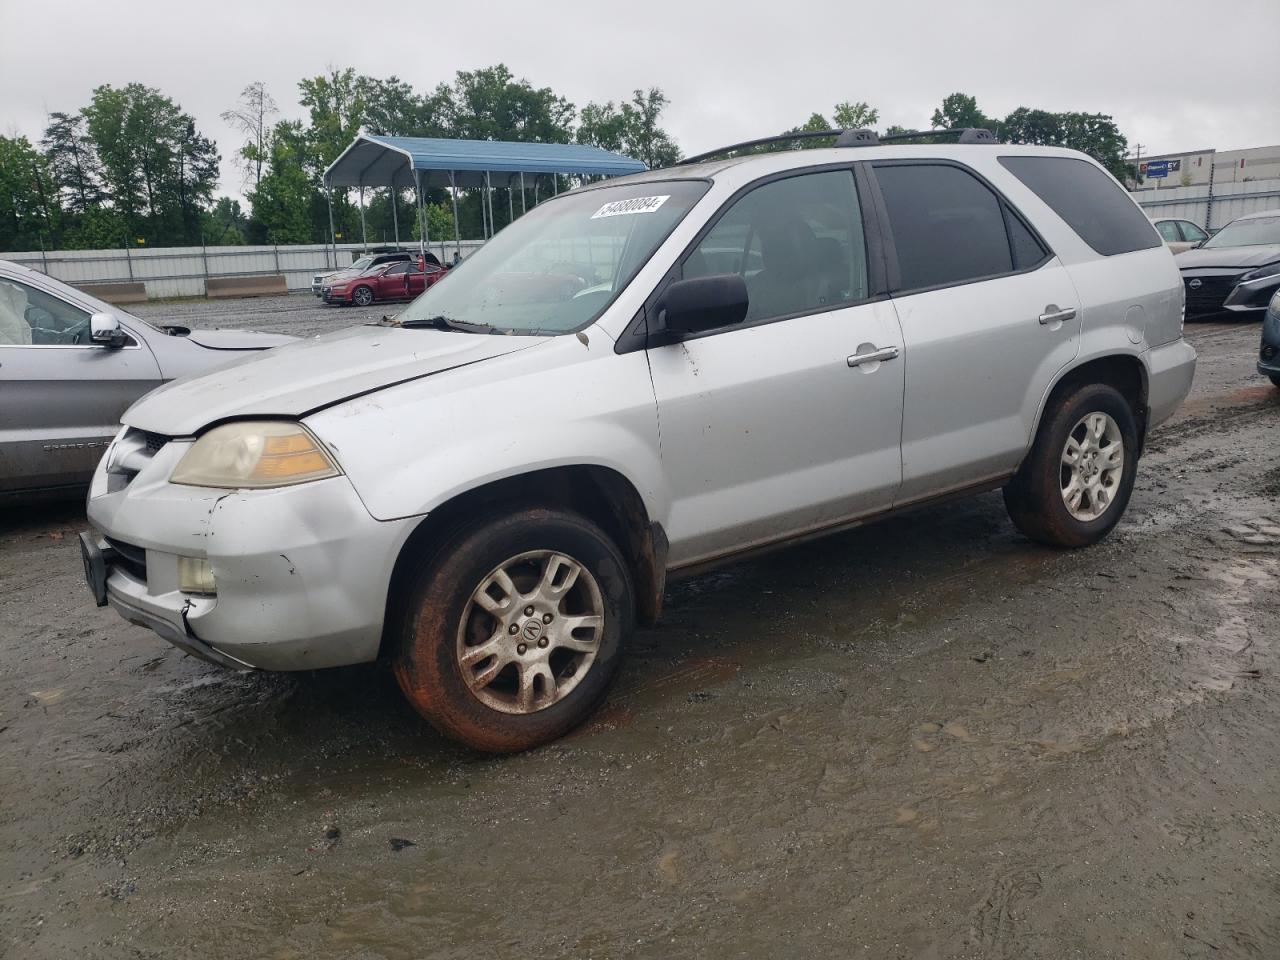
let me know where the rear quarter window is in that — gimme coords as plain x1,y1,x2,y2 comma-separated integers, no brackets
998,156,1161,256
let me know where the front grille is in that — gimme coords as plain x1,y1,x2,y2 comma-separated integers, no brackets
105,537,147,582
1183,274,1241,317
143,431,168,454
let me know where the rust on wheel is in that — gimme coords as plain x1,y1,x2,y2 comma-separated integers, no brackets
455,550,605,715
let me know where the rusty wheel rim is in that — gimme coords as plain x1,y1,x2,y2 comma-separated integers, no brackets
1060,411,1124,522
455,550,604,715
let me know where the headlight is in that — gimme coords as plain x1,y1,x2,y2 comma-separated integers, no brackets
170,421,340,489
1240,262,1280,283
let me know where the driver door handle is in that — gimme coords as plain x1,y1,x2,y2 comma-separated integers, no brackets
847,345,900,367
1038,306,1077,325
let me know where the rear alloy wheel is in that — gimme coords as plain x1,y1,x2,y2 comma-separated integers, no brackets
1059,411,1125,522
1004,382,1139,548
395,508,633,752
352,285,374,307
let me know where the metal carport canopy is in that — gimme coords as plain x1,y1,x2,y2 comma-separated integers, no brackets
323,134,647,189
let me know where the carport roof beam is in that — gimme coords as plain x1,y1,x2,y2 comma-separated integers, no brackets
323,134,647,191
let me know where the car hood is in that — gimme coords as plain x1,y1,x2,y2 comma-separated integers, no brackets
181,328,297,351
1176,243,1280,270
123,324,542,436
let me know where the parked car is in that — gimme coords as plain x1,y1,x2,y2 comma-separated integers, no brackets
81,137,1195,752
1260,289,1280,387
1151,217,1209,255
0,259,293,498
322,261,447,306
312,251,413,296
1175,209,1280,320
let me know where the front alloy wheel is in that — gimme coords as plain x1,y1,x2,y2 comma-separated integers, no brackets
457,550,605,715
352,285,374,307
395,508,633,752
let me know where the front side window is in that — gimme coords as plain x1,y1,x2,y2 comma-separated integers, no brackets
998,155,1161,256
875,163,1023,290
0,278,92,346
1179,221,1208,244
1202,215,1280,249
683,170,869,323
1156,221,1181,243
383,263,410,276
399,180,709,335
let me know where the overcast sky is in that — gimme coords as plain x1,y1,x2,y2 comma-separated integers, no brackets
3,0,1277,202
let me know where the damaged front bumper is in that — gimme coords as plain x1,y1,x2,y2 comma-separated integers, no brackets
83,429,420,671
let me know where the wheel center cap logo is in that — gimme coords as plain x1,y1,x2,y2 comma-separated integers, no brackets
1188,279,1202,289
521,620,544,642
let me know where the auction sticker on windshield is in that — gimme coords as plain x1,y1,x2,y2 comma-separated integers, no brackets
591,195,670,219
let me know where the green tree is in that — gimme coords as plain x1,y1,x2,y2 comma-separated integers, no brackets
832,101,880,130
999,106,1129,180
298,68,367,175
80,83,220,245
577,88,680,167
442,64,575,143
779,101,881,150
248,124,315,244
0,135,58,250
41,112,103,215
61,206,127,250
930,93,994,131
203,197,248,245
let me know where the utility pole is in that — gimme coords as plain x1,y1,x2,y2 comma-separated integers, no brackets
1131,143,1144,190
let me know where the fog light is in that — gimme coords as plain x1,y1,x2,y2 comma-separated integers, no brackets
177,556,216,596
1263,345,1277,361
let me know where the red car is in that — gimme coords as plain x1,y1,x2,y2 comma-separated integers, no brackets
323,260,447,307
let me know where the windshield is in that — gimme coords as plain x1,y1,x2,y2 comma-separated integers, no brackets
399,179,709,334
1203,215,1280,249
348,256,373,271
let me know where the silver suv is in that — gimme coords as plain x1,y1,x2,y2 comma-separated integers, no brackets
82,134,1196,752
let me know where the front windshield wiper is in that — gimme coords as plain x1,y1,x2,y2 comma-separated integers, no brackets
396,314,496,334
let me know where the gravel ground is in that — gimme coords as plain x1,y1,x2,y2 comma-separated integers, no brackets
1,297,1278,959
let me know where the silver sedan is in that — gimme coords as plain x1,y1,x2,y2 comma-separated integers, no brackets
0,260,293,498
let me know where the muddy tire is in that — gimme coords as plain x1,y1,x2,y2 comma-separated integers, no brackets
352,285,374,307
394,508,633,753
1270,374,1280,388
1003,382,1139,548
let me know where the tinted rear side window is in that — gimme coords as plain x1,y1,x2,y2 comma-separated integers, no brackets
874,163,1015,290
1005,207,1049,270
999,156,1161,256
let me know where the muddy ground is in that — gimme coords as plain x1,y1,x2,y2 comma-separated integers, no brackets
2,299,1278,959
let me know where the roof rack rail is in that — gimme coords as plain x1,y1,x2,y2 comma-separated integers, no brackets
677,126,1000,165
678,128,845,165
877,127,999,145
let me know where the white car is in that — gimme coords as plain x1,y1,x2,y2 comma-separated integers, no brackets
82,133,1196,752
1151,217,1209,254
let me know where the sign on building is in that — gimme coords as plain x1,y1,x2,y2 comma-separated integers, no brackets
1139,158,1180,179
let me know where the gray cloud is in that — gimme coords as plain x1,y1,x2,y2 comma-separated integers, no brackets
3,0,1277,201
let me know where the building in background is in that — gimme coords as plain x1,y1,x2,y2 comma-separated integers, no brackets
1127,143,1280,231
1130,145,1280,189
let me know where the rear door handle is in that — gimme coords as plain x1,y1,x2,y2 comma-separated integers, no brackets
1038,306,1077,325
847,345,900,367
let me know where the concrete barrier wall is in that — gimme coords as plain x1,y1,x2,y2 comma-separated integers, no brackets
72,281,148,305
0,240,483,299
1130,177,1280,231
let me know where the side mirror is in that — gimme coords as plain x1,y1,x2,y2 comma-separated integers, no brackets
90,312,126,348
658,274,749,337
